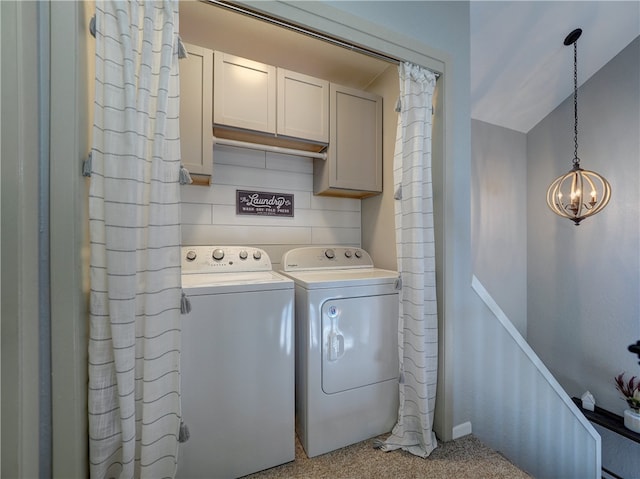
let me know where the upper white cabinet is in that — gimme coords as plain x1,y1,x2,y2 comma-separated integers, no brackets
277,69,329,144
181,46,382,196
179,42,213,177
314,84,383,198
213,52,276,134
213,51,328,148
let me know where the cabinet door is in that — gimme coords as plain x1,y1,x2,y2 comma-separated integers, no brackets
214,52,276,134
316,84,382,196
180,43,213,176
277,69,329,143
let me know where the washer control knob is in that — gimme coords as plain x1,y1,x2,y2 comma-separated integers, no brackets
253,250,262,260
344,250,352,258
186,250,197,261
354,250,362,258
239,250,248,260
212,248,225,261
325,249,335,259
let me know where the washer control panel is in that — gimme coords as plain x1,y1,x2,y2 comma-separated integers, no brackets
182,246,272,273
282,247,373,271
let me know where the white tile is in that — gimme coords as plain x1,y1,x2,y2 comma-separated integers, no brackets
182,224,311,246
214,164,313,191
310,194,361,212
180,183,217,203
211,202,358,229
311,227,361,245
180,146,363,252
293,191,311,209
214,205,298,226
181,203,212,225
206,184,240,206
213,144,266,168
289,209,360,228
266,152,313,174
259,244,309,269
184,171,311,209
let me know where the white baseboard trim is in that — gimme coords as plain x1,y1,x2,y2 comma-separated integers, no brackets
452,421,473,439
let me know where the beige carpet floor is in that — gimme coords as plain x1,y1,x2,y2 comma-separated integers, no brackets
243,434,532,479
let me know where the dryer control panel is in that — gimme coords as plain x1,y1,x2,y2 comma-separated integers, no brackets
282,247,373,271
182,246,272,273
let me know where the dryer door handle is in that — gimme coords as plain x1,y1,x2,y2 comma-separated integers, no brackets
328,332,345,361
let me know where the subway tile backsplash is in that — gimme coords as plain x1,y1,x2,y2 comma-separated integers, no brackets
180,144,361,268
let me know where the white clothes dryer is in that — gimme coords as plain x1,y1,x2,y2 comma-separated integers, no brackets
177,246,294,479
280,246,400,458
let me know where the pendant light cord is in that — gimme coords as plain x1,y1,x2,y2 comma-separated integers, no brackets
573,40,580,168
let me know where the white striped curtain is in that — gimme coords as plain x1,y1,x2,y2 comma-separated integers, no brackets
381,62,438,458
88,1,183,478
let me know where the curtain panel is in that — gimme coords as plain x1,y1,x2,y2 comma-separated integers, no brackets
380,62,439,458
87,1,183,477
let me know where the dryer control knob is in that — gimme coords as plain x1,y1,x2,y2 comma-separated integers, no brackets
325,249,335,259
212,248,225,261
239,250,248,260
344,250,352,258
354,250,362,258
186,250,197,261
253,250,262,260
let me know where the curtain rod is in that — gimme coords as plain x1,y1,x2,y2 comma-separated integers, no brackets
90,2,395,66
91,2,439,77
206,0,405,66
206,1,440,78
213,136,327,160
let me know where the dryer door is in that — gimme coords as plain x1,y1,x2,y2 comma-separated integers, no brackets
321,293,399,394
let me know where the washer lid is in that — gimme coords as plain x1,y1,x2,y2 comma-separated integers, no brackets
182,270,293,294
279,268,400,289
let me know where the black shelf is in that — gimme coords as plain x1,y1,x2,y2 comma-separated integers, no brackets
572,397,640,444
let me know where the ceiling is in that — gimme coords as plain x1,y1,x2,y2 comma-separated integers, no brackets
470,1,640,133
180,1,640,134
179,1,394,91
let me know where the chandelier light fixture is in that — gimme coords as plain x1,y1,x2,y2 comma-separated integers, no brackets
546,28,611,225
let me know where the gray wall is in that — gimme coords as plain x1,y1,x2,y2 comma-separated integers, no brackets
527,36,640,415
1,2,42,477
595,424,640,479
471,120,527,335
2,3,91,477
469,121,601,478
472,35,639,477
527,36,639,477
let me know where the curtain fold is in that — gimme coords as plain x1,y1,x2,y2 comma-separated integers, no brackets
381,62,438,458
87,1,183,478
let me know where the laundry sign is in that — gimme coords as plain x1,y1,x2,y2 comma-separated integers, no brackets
236,190,294,217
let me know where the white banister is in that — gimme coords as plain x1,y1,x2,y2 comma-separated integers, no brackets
468,275,601,478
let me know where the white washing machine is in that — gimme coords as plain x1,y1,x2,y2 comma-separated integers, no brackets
280,246,400,458
177,246,294,479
